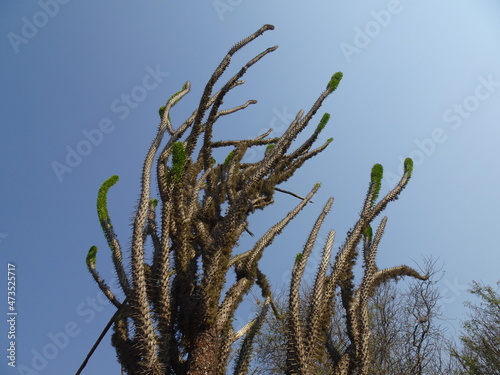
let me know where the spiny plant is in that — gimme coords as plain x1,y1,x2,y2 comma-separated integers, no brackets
283,160,428,375
86,24,426,375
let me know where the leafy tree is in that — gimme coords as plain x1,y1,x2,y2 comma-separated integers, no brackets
84,25,426,375
452,281,500,374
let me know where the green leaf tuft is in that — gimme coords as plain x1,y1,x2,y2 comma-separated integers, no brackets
224,150,236,166
169,83,188,106
169,142,186,182
295,253,303,263
327,72,343,92
317,113,330,132
158,106,166,119
97,175,119,224
363,225,373,243
404,158,413,176
370,164,383,205
149,198,158,208
86,246,98,268
265,144,275,156
159,83,188,119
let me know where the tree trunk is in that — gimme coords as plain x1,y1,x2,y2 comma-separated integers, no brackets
187,327,219,375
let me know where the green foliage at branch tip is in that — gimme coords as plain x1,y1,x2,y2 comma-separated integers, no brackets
327,72,343,92
317,113,330,133
86,246,97,268
295,253,302,263
223,150,235,166
169,142,186,182
404,157,413,176
363,225,373,242
97,175,119,223
158,106,166,119
158,82,188,118
169,83,188,106
327,137,334,143
265,144,275,155
370,164,383,204
314,182,322,189
149,198,158,208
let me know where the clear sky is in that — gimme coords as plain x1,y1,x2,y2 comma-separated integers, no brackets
1,1,500,374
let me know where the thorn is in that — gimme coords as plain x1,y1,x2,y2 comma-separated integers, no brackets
244,226,254,237
275,187,314,203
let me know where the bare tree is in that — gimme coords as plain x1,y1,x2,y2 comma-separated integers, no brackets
85,24,427,375
369,258,460,375
252,259,460,375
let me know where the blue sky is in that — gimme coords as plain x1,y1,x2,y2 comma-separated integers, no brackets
1,1,500,373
